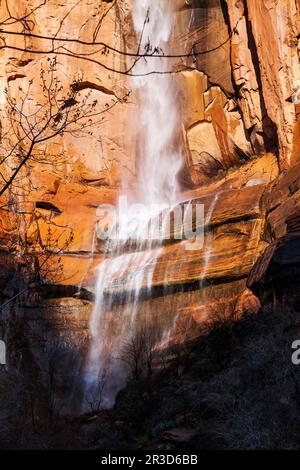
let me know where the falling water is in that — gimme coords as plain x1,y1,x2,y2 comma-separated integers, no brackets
132,0,182,206
83,0,183,409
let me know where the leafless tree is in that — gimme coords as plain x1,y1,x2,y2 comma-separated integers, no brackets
85,369,107,413
0,53,129,291
120,321,162,382
0,56,125,197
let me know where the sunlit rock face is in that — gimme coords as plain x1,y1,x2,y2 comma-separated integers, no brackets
175,0,299,182
245,0,300,168
0,1,133,185
0,0,299,405
0,0,298,272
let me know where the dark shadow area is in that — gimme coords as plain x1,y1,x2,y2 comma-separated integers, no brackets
243,1,279,155
109,300,300,450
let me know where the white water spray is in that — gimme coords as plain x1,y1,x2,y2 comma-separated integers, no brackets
132,0,182,206
83,0,183,409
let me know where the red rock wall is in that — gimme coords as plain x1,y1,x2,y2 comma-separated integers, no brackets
0,0,298,327
0,2,299,403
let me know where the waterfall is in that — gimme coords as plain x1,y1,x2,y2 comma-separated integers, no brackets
83,0,183,410
132,0,182,207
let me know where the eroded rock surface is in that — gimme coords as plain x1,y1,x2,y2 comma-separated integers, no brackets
0,0,299,386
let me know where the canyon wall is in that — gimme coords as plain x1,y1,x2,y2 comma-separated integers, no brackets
0,0,299,407
0,0,298,285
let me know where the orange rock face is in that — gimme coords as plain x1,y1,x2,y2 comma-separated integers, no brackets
0,0,299,347
246,0,300,167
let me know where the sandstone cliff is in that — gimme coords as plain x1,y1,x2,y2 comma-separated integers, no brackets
0,0,299,407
